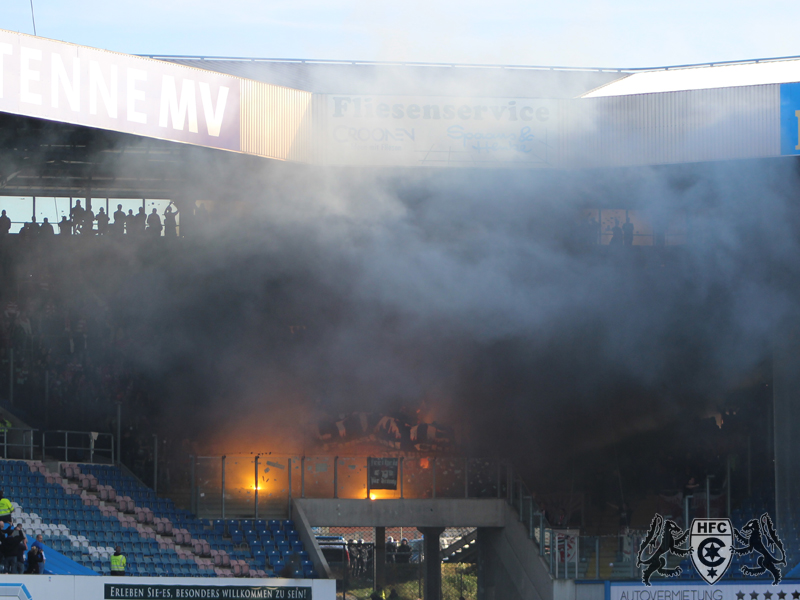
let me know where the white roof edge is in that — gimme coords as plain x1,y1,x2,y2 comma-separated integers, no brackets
581,59,800,98
577,73,633,98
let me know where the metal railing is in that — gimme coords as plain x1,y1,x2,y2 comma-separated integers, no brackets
185,454,727,582
190,455,510,519
510,485,647,581
42,430,115,463
1,427,37,460
137,52,800,74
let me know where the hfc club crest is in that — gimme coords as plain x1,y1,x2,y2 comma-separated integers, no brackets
690,519,733,584
638,513,785,585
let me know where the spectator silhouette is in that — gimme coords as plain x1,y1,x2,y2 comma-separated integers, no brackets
58,216,72,235
25,545,44,574
70,201,85,233
622,217,634,246
125,210,136,236
163,204,178,237
96,208,109,235
82,206,95,235
146,208,162,237
2,521,24,573
396,539,411,563
40,218,54,236
113,205,126,235
133,207,147,237
0,210,10,237
386,536,396,563
609,218,624,246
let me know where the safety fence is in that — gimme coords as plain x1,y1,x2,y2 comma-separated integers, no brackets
0,426,37,459
509,475,737,581
189,456,510,520
42,430,115,464
0,428,115,463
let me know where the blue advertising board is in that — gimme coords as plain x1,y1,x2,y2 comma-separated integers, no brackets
780,83,800,155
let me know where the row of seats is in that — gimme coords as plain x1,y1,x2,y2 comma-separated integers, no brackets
4,460,219,578
5,459,318,579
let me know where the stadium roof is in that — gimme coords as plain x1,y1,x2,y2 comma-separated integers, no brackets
149,56,624,98
2,25,800,192
583,56,800,98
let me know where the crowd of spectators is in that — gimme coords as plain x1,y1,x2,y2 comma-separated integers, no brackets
0,199,231,241
0,517,45,574
4,201,180,238
0,210,177,488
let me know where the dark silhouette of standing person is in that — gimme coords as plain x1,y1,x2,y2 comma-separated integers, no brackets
0,210,10,237
40,218,54,236
146,208,162,237
163,204,179,237
70,201,85,233
125,210,136,236
96,207,110,235
82,205,95,235
622,217,634,246
609,218,624,246
113,204,126,235
58,216,72,235
133,207,147,237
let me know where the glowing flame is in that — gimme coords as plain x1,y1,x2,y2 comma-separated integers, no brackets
370,493,377,500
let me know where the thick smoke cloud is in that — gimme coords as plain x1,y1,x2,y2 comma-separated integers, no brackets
82,153,800,480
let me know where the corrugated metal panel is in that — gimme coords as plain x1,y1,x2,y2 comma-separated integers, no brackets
159,58,624,98
239,80,313,161
559,85,780,168
310,94,329,165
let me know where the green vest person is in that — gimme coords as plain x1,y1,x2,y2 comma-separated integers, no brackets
110,546,127,576
0,419,10,433
0,490,13,523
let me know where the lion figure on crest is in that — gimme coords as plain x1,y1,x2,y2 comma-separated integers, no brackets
636,514,692,586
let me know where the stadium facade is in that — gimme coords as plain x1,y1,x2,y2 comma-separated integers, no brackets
2,27,800,176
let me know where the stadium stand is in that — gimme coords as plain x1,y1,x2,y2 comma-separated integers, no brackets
2,458,316,578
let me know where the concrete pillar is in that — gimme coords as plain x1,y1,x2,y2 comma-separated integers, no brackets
477,527,496,600
773,327,800,533
375,526,386,588
419,527,444,600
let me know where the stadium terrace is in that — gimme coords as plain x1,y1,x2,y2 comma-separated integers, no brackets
2,25,800,600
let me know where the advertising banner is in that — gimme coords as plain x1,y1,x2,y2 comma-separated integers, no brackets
326,94,557,167
780,82,800,155
610,582,800,600
0,576,335,600
0,29,240,152
367,457,398,490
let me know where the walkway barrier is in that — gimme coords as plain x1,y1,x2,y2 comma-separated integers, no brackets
42,430,115,463
0,426,37,459
190,456,511,519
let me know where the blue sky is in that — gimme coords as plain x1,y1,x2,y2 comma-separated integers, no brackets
2,0,799,69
